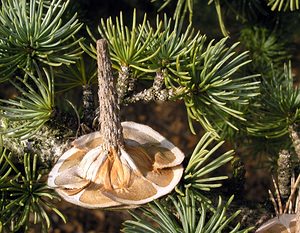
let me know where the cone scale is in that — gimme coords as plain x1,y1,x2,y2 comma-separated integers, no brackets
47,39,184,208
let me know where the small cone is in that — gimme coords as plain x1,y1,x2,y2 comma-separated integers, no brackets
48,121,184,209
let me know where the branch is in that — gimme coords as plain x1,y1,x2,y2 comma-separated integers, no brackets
117,65,135,104
2,119,74,165
124,71,182,103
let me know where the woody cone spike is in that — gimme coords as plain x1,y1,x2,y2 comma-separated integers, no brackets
47,39,185,209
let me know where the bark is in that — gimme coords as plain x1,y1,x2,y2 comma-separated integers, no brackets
125,71,181,103
277,149,292,199
2,118,74,165
82,84,95,127
97,39,124,152
289,124,300,160
117,65,131,103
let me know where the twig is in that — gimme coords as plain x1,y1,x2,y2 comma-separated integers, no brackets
277,149,292,199
289,124,300,160
117,65,132,104
125,71,182,103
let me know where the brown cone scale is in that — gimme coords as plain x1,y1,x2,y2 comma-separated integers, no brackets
47,121,184,209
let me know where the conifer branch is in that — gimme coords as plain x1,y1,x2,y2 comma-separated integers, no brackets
117,66,132,104
124,71,183,103
0,0,82,81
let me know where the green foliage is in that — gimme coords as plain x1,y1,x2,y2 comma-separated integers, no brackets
0,67,54,139
0,0,82,82
247,63,300,138
268,0,299,11
82,9,201,76
82,10,162,73
223,0,269,23
182,38,260,135
152,0,299,39
146,15,201,77
122,133,252,232
239,27,290,72
55,55,97,92
180,132,235,208
151,0,229,36
123,191,252,233
83,12,260,136
151,0,194,23
184,132,234,191
0,148,66,233
0,0,298,232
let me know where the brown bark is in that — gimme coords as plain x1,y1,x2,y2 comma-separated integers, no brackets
96,39,124,152
125,71,180,103
289,125,300,160
117,65,130,104
277,149,292,199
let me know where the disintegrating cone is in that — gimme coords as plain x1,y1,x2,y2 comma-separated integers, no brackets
47,121,184,209
256,214,296,233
